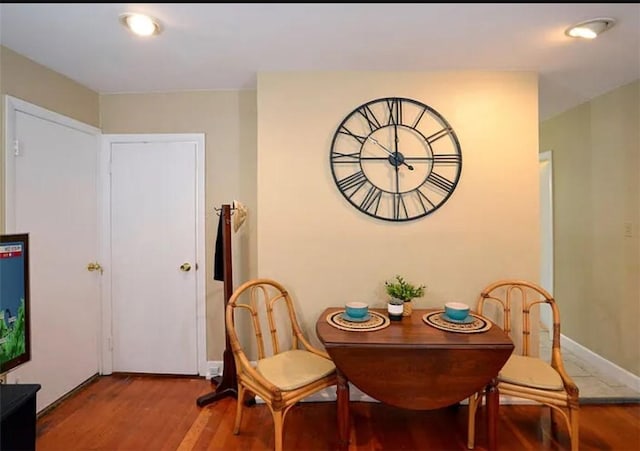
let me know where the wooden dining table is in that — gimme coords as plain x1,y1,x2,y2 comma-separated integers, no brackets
316,307,514,450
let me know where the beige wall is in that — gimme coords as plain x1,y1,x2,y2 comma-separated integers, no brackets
100,91,257,360
0,46,99,232
257,71,541,350
540,79,640,376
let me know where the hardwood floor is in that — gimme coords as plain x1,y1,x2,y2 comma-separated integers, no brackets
36,375,640,450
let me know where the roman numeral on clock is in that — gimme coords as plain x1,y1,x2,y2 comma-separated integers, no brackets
432,154,461,164
414,188,436,214
426,127,453,144
426,172,454,192
337,171,367,195
386,98,403,125
356,105,382,133
331,151,360,163
393,193,409,220
338,125,367,144
360,186,382,214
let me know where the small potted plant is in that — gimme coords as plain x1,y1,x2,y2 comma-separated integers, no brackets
384,275,426,317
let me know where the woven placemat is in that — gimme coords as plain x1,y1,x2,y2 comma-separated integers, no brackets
327,310,390,332
423,310,492,334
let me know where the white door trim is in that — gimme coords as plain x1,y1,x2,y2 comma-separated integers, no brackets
539,150,554,339
4,95,100,231
99,133,207,376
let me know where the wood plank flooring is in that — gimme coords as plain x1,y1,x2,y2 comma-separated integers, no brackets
35,375,640,450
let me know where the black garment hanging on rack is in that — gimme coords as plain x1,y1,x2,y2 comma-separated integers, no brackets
213,212,224,281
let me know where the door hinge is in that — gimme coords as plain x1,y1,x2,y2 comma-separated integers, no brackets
13,140,20,156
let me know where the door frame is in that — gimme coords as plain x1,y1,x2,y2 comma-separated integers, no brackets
99,134,207,376
539,150,554,339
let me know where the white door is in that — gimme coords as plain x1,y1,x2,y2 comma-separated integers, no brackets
4,96,100,412
102,135,206,375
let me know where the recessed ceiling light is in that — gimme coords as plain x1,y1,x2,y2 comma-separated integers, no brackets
565,18,616,39
119,13,162,37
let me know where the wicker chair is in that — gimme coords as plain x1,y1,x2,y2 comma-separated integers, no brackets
226,278,338,451
467,280,580,451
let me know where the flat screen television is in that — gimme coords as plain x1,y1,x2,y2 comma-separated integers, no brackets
0,233,31,375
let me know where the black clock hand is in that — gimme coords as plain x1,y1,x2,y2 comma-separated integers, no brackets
395,156,400,199
393,123,399,154
393,124,400,207
367,136,414,170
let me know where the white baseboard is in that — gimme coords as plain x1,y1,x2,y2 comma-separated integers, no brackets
208,336,640,405
303,385,379,403
202,360,535,405
206,360,222,380
303,386,534,405
204,362,543,405
561,334,640,392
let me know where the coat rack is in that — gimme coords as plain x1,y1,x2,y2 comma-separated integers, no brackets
196,203,238,406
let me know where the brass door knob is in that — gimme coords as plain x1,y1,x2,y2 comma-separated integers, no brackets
180,262,192,272
87,262,103,273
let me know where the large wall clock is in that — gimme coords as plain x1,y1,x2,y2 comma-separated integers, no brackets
330,97,462,222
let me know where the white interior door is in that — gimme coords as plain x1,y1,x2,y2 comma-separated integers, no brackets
4,96,100,412
104,135,205,375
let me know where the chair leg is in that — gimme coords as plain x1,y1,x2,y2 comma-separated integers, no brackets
467,393,482,449
569,406,579,451
550,404,579,451
550,405,558,439
233,384,245,434
272,409,284,451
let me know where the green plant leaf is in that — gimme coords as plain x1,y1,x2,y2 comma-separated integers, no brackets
384,275,426,301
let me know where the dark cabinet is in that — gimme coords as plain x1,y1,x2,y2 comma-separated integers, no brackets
1,384,41,451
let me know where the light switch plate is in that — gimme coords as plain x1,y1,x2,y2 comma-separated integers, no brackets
624,222,633,238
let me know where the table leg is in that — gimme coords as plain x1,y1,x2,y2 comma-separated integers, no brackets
336,370,350,450
485,378,499,451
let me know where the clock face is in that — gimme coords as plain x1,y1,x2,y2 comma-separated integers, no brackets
330,97,462,222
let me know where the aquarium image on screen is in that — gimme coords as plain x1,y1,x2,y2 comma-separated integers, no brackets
0,233,31,374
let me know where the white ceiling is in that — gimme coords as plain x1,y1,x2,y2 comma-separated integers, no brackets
1,3,638,120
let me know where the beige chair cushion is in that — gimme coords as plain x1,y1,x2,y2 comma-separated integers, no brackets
498,354,564,390
256,349,336,391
